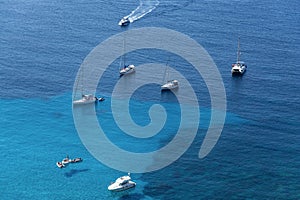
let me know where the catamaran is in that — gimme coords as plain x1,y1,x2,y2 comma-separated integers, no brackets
231,37,247,75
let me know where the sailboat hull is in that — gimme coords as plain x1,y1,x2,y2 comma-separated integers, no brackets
161,80,179,90
73,94,97,105
73,99,96,105
119,65,135,75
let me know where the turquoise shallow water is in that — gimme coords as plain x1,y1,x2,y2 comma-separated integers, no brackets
1,0,300,199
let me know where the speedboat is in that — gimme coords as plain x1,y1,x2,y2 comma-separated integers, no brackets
231,37,247,75
231,62,247,75
119,65,135,75
161,80,179,90
73,94,97,105
108,173,136,192
118,17,130,26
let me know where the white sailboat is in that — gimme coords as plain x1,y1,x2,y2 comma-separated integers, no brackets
161,62,178,91
119,64,135,75
119,37,135,76
231,37,247,75
73,67,97,105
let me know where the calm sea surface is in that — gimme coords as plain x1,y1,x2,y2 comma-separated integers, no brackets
1,0,299,199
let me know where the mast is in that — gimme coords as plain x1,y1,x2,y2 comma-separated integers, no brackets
162,58,170,84
80,66,84,95
162,64,167,84
120,39,125,70
121,33,126,68
119,33,127,70
237,37,241,63
123,37,126,67
74,67,83,100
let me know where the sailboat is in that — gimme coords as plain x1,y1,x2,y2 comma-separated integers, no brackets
231,37,247,75
73,67,97,105
119,64,135,76
161,61,178,91
119,38,135,76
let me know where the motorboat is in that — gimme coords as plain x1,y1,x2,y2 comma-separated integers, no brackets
120,65,135,75
161,80,179,90
118,17,130,26
231,37,247,75
73,94,97,105
56,162,65,168
108,173,136,192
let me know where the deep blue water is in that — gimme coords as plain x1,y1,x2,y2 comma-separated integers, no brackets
1,0,299,199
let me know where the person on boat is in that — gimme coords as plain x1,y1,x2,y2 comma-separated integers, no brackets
63,155,70,163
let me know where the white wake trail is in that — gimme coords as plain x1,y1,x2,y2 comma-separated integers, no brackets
126,0,160,23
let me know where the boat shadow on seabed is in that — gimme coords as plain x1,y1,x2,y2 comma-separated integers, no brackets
111,191,142,200
64,169,89,178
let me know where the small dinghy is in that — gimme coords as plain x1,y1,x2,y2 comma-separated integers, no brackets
56,162,65,168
